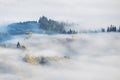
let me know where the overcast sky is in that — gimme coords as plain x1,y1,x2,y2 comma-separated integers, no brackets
0,0,120,29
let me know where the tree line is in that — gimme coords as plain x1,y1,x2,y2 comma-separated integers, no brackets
38,16,77,34
101,25,120,32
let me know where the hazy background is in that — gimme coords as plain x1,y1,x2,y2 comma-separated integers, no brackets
0,0,120,29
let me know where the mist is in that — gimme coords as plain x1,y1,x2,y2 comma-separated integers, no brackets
0,33,120,80
0,0,120,80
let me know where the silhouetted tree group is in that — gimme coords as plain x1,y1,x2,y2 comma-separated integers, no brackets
101,25,120,32
107,25,117,32
38,16,66,33
7,16,78,35
38,16,77,34
62,29,77,34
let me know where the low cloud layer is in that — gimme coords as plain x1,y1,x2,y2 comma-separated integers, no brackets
0,33,120,80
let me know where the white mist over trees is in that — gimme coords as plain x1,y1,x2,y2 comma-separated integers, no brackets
38,16,66,33
6,16,77,35
0,16,120,43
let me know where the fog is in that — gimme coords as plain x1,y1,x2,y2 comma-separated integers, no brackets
0,0,120,79
0,0,120,29
0,33,120,80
